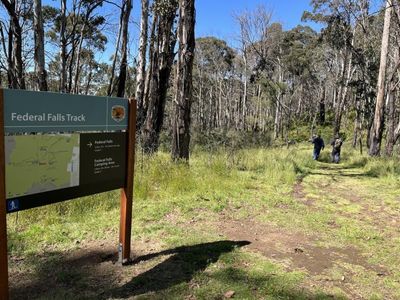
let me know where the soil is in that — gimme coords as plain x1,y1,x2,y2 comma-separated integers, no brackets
8,169,390,299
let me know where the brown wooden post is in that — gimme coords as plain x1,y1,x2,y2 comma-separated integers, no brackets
0,89,9,299
119,98,136,264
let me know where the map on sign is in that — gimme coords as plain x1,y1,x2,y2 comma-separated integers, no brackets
5,134,80,199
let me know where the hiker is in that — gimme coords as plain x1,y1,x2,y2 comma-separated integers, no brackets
310,134,325,160
331,135,343,163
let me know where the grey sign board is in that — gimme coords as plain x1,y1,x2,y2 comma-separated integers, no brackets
3,89,128,133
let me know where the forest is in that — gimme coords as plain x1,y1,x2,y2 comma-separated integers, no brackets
0,0,399,158
3,0,400,299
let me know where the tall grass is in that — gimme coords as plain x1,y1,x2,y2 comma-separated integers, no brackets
7,142,400,255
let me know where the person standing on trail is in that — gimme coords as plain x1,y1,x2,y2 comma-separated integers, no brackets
331,135,343,163
310,134,325,160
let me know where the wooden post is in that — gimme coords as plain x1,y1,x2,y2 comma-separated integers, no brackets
0,89,9,299
119,99,136,264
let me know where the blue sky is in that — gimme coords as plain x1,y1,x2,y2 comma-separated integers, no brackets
37,0,323,61
195,0,317,42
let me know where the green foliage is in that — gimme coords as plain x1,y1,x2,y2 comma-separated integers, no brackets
152,0,178,16
191,129,273,152
282,25,319,78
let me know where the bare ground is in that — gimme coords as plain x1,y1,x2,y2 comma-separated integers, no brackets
8,165,396,299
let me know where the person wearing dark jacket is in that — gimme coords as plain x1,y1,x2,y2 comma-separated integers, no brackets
311,134,325,160
331,136,343,163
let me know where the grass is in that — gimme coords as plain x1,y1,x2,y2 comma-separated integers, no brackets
7,142,400,299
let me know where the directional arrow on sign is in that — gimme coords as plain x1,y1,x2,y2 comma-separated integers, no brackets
87,142,93,148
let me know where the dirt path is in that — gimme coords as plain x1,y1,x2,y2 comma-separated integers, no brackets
9,163,398,299
216,164,390,299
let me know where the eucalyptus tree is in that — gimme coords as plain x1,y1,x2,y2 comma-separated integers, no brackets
141,0,179,154
192,37,236,131
135,0,149,126
234,7,287,135
304,0,372,137
235,6,274,131
33,0,48,91
59,0,67,92
281,25,320,132
72,0,104,94
369,0,393,156
172,0,195,161
116,0,132,97
385,0,400,156
46,0,107,93
0,0,26,89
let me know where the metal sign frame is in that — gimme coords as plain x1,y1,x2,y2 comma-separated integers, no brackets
0,89,136,299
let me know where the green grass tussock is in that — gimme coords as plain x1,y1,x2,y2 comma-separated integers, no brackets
7,141,400,299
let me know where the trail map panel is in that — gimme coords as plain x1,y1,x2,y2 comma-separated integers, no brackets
5,134,80,199
5,132,127,213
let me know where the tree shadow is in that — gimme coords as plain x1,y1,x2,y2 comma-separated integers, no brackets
10,248,118,300
10,240,346,299
105,240,251,299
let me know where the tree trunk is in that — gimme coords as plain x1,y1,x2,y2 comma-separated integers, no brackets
1,0,25,89
59,0,67,92
138,14,157,131
142,2,178,154
1,16,15,88
242,53,248,130
384,51,400,156
135,0,149,119
12,6,24,89
172,0,196,161
73,2,102,94
385,88,396,156
318,85,325,125
352,92,363,153
274,99,280,139
369,0,392,156
33,0,48,91
116,0,132,97
107,2,124,96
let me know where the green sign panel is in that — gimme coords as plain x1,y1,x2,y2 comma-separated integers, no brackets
3,89,128,133
2,89,131,213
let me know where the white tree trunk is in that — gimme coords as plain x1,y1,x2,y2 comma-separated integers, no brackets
369,0,392,156
59,0,67,92
135,0,149,104
172,0,196,161
33,0,47,91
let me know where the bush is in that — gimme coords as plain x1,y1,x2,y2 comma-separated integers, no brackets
191,129,273,152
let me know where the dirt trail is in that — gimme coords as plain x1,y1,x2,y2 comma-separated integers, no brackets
9,164,394,299
217,164,389,299
217,218,382,276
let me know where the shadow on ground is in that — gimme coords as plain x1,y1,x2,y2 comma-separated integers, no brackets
107,240,251,299
10,240,345,299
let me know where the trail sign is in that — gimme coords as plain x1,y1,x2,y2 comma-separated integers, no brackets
0,89,136,299
3,89,132,212
5,132,128,212
3,89,128,133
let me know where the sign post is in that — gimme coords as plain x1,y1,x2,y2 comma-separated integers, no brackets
0,89,136,297
119,99,136,264
0,89,9,299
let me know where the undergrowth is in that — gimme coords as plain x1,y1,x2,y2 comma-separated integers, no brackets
6,142,400,299
7,143,400,255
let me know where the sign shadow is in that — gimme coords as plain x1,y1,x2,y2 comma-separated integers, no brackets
107,240,251,299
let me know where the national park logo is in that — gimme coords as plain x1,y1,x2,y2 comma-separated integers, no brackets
111,105,126,122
